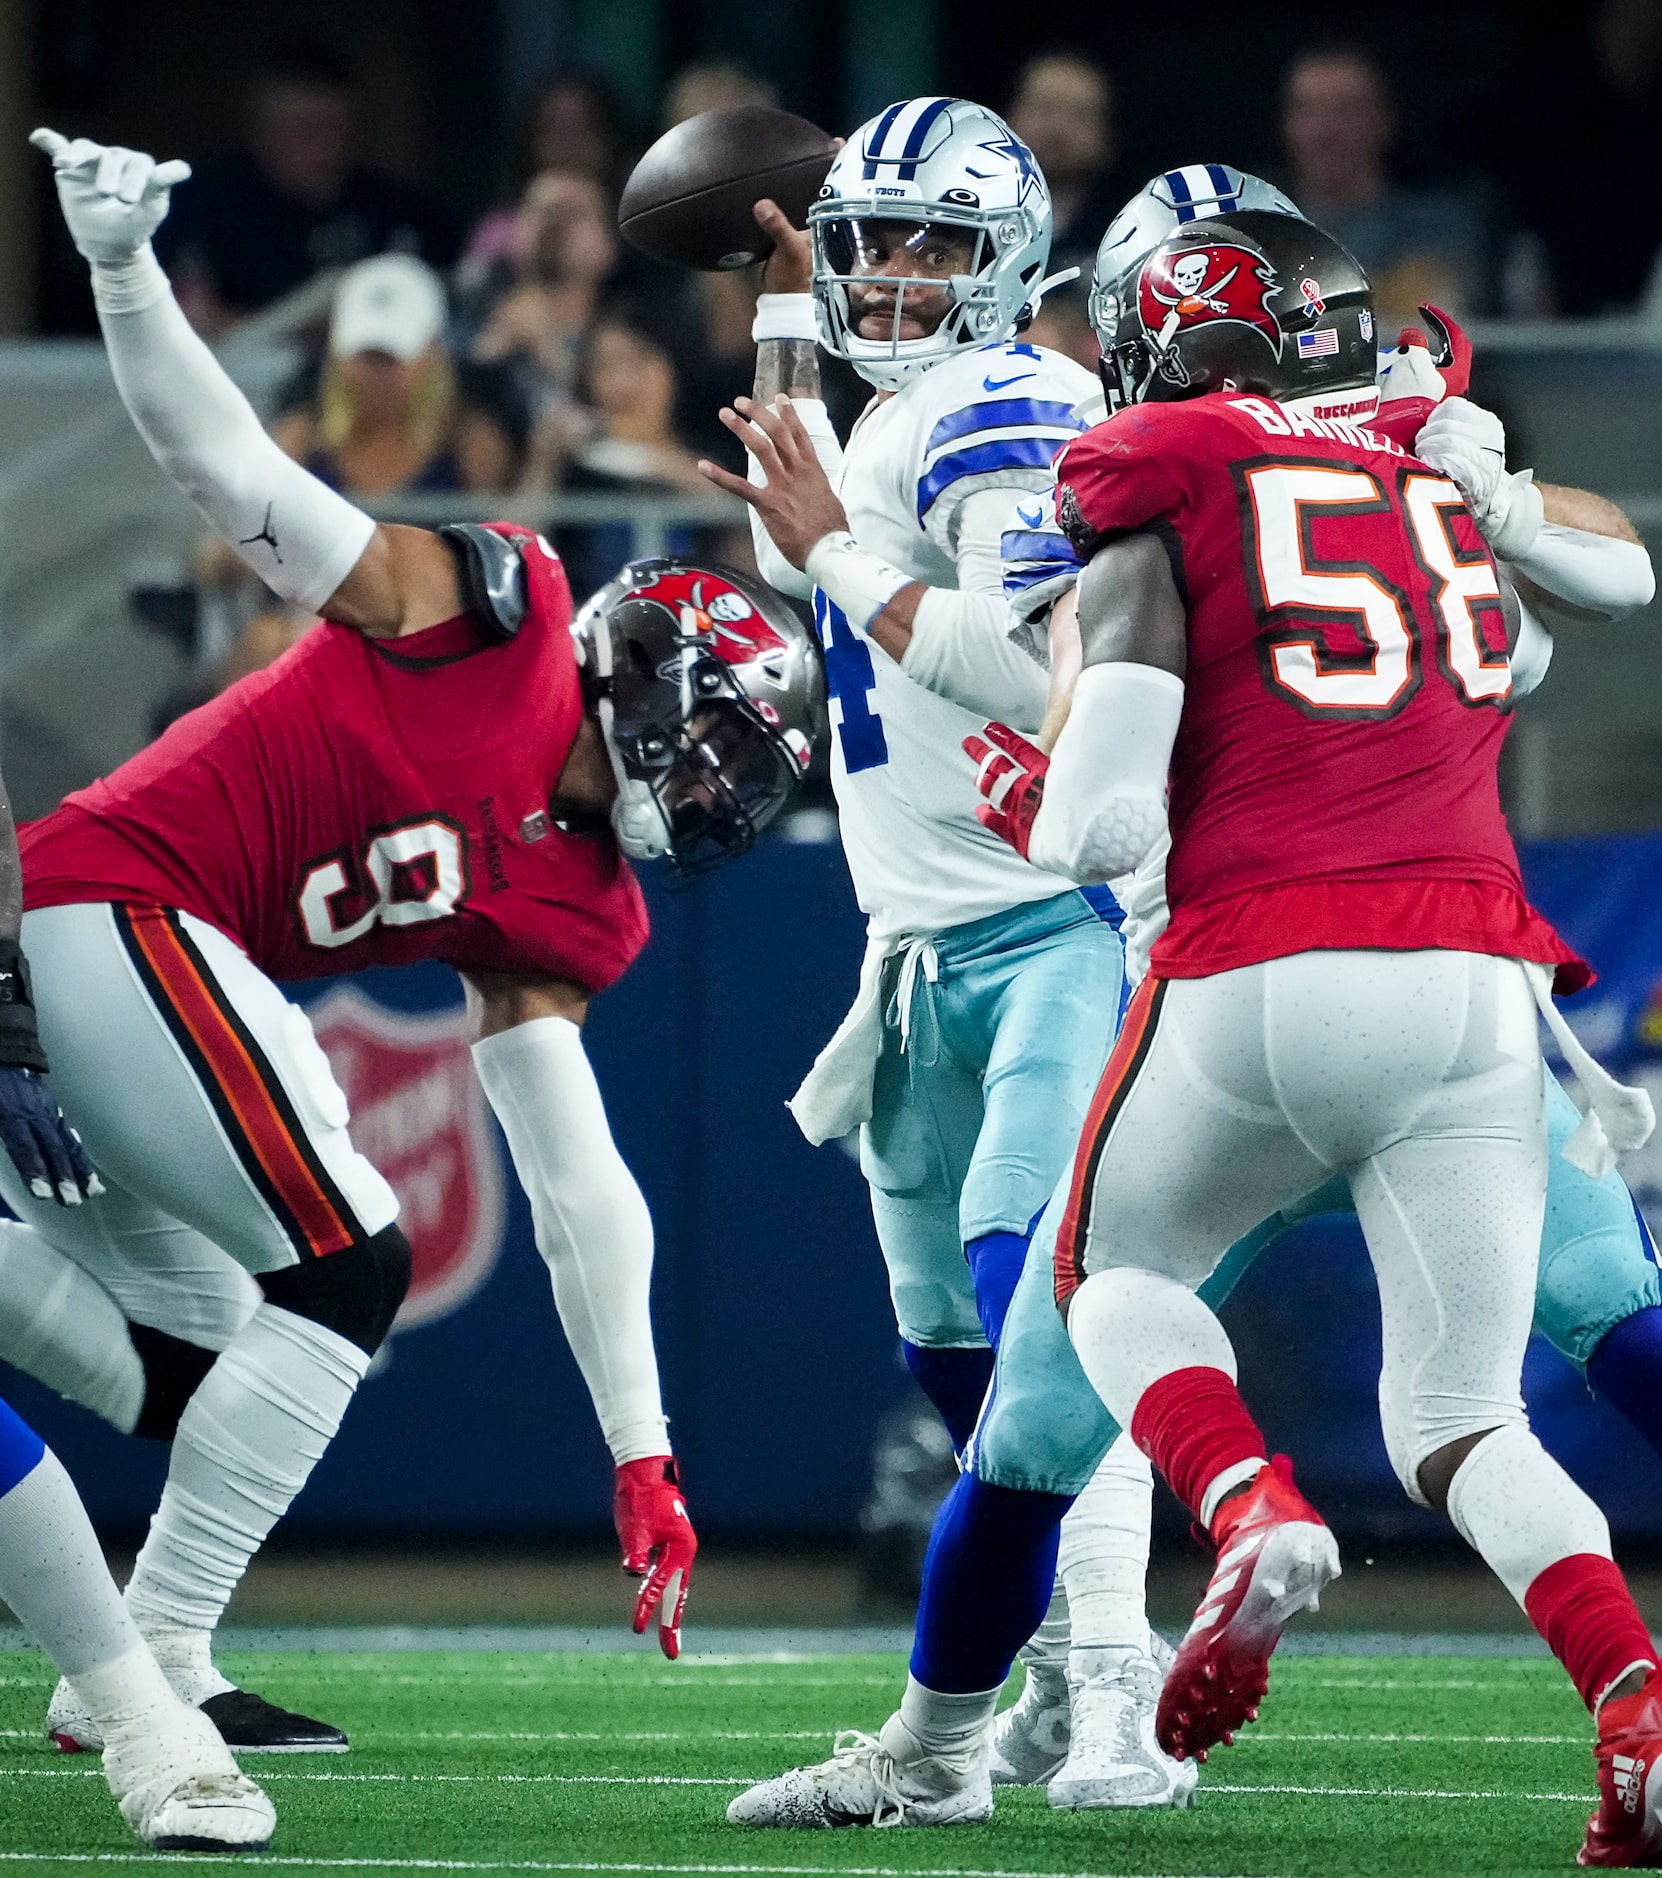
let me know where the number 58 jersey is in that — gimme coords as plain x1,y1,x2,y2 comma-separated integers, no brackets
21,526,649,992
1053,391,1585,989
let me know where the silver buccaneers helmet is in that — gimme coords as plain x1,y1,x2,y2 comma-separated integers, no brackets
1087,165,1303,353
572,560,827,875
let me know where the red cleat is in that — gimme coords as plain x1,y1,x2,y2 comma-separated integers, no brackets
1156,1455,1340,1765
1580,1674,1662,1867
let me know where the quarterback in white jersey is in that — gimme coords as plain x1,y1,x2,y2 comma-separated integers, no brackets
701,100,1193,1829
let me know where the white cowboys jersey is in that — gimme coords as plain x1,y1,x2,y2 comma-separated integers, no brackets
813,339,1098,941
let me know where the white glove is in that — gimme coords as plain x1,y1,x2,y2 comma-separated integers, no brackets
1415,396,1543,560
30,128,189,265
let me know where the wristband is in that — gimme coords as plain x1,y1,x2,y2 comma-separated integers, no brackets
751,293,820,345
0,940,48,1073
803,531,912,631
90,242,171,317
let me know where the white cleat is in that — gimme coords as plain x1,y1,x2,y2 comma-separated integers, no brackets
105,1702,275,1851
988,1663,1071,1786
1047,1648,1197,1811
727,1718,994,1829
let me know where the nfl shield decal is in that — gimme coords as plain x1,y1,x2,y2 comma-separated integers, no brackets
309,987,505,1328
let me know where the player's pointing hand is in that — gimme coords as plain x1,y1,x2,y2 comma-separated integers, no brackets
30,128,191,264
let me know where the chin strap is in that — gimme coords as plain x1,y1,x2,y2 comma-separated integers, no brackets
595,694,670,862
586,616,671,862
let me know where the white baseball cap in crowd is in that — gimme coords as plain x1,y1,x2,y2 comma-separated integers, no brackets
328,253,448,361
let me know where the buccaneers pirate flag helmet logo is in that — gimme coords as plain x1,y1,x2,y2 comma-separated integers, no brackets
1139,242,1283,359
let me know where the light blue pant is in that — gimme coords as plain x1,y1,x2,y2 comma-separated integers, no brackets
860,892,1124,1350
970,1063,1659,1494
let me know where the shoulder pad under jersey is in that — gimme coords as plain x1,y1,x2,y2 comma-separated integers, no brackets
438,523,529,640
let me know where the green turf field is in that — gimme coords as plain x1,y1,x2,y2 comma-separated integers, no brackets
0,1645,1608,1876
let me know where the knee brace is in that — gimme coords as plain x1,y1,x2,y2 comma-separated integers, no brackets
257,1224,411,1356
128,1322,221,1441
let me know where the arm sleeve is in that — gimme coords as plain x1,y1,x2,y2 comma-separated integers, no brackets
1027,663,1184,882
895,485,1049,726
746,396,844,602
91,249,374,613
1501,523,1655,623
471,1016,671,1464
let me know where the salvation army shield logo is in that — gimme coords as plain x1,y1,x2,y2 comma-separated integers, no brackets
309,987,505,1329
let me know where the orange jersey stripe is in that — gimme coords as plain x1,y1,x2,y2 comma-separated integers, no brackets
124,908,355,1258
1055,977,1164,1310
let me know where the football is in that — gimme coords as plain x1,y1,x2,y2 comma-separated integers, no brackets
618,105,836,271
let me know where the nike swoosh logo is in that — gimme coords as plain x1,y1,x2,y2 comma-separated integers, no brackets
983,372,1036,392
1015,506,1043,528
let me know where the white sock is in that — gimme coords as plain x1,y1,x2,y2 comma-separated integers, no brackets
124,1303,368,1656
69,1642,182,1739
1445,1423,1613,1604
0,1448,146,1678
1016,1580,1071,1690
893,1675,1001,1764
1060,1434,1154,1667
0,1221,145,1433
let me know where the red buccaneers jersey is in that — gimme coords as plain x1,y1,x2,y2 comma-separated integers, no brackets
22,526,649,992
1053,393,1585,990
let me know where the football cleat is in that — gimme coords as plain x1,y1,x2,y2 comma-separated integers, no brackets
1580,1673,1662,1867
988,1660,1071,1786
103,1700,276,1850
1047,1648,1197,1811
727,1718,994,1829
1156,1455,1339,1765
990,1624,1178,1787
50,1676,348,1754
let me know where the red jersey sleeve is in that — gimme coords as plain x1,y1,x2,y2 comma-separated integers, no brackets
1053,406,1189,557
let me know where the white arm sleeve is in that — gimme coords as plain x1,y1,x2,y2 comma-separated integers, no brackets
1502,523,1656,623
746,396,844,602
902,588,1049,728
897,487,1050,725
471,1016,671,1464
90,249,374,612
1509,597,1555,699
1027,663,1184,882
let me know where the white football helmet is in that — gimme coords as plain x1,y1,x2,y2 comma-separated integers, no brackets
810,97,1062,391
1087,165,1302,359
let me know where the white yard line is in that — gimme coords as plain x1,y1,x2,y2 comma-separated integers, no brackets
0,1765,1592,1802
0,1860,1294,1878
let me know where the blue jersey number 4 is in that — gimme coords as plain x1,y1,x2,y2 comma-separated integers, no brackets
813,589,889,773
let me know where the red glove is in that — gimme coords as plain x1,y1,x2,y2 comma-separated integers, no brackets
963,722,1049,859
1373,303,1473,450
613,1456,696,1660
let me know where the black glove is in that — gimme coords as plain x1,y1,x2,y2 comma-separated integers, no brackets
0,938,100,1205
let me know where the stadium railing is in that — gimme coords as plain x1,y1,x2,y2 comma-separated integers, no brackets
0,302,1656,830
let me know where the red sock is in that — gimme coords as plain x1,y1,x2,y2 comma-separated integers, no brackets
1130,1366,1268,1527
1523,1553,1656,1713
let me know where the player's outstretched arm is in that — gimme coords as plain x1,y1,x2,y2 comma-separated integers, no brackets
462,970,696,1659
969,535,1185,883
0,769,100,1206
1415,397,1654,625
31,130,462,640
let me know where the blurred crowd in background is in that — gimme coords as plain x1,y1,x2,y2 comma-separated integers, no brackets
22,0,1662,717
